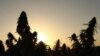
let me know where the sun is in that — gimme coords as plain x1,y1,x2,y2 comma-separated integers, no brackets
37,32,47,43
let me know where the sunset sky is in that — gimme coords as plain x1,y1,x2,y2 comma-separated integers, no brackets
0,0,100,48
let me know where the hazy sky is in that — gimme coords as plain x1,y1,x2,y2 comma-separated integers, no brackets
0,0,100,48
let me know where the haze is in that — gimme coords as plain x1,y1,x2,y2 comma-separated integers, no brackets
0,0,100,48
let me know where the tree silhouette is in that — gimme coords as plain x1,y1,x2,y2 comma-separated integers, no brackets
80,31,86,48
36,41,47,56
61,43,69,56
16,11,28,36
70,33,81,50
69,33,82,56
0,40,4,56
47,46,53,56
0,11,99,56
5,32,17,56
53,39,61,56
79,17,97,48
54,39,60,51
85,17,97,48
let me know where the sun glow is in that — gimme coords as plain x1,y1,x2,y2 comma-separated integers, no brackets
37,32,47,43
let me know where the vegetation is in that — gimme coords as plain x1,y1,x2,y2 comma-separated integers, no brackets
0,11,100,56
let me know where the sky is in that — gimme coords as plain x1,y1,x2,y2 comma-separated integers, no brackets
0,0,100,48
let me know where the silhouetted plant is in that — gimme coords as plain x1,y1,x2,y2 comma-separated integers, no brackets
61,43,69,56
80,31,86,48
32,31,38,44
0,40,4,56
54,39,60,51
16,11,28,36
6,32,17,48
36,41,47,56
47,47,53,56
70,33,81,49
16,11,38,56
0,11,99,56
53,39,61,56
80,17,97,49
85,17,97,48
69,33,82,56
5,32,18,56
